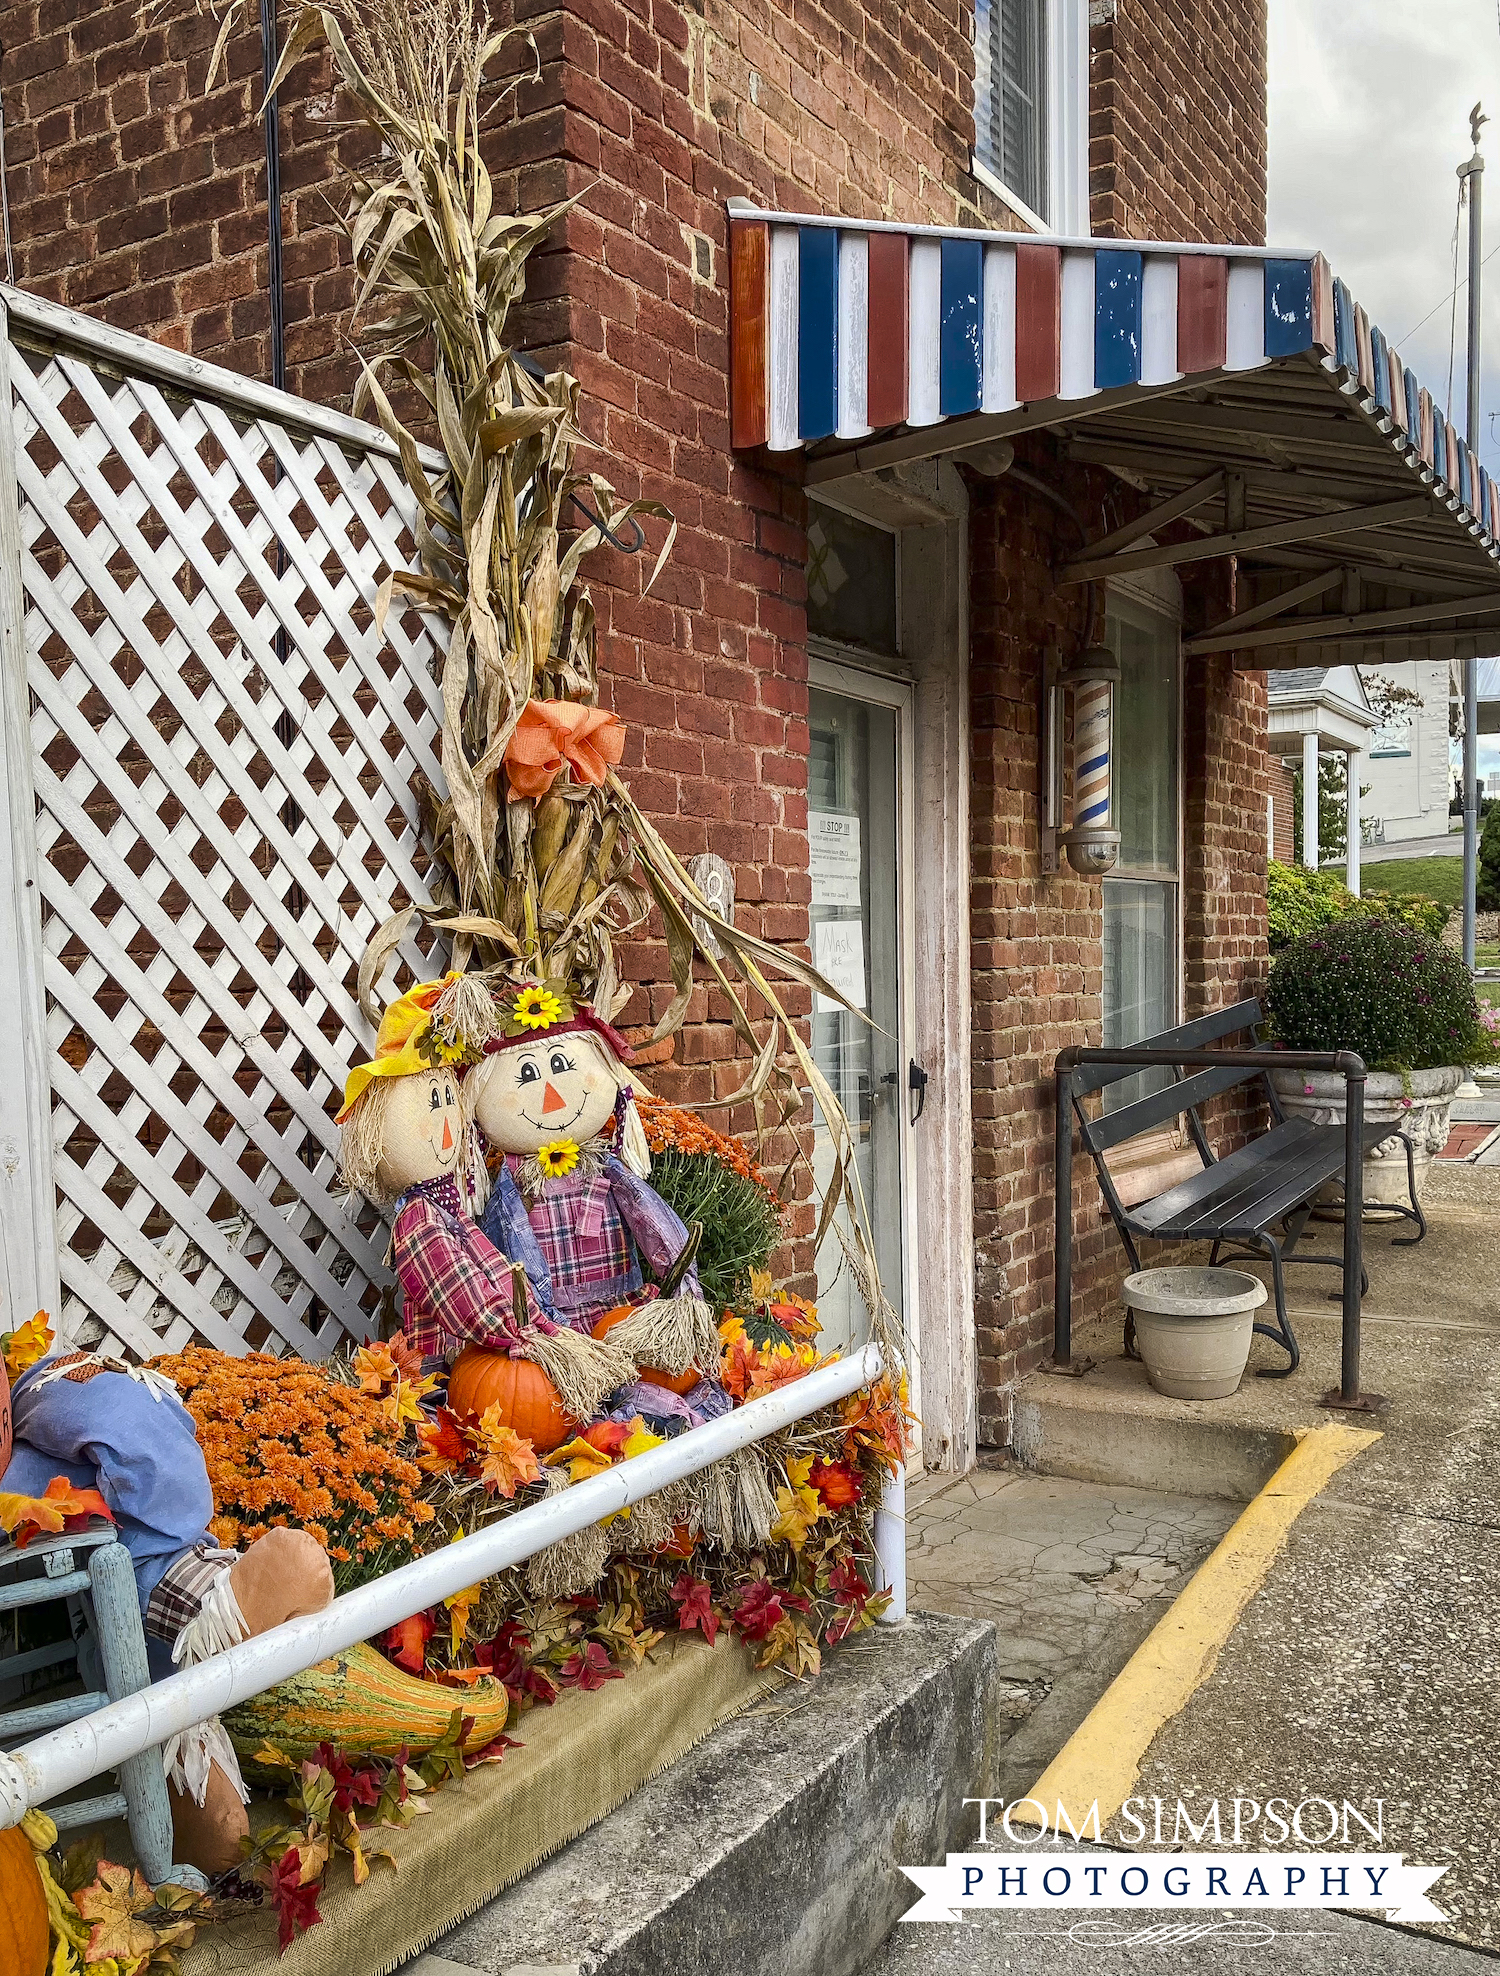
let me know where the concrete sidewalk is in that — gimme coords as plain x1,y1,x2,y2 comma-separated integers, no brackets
875,1162,1500,1968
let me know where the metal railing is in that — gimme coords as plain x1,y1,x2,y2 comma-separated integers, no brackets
0,1343,904,1831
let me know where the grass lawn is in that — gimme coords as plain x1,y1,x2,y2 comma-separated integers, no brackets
1323,856,1466,909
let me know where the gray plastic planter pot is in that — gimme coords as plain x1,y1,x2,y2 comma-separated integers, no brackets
1121,1266,1268,1400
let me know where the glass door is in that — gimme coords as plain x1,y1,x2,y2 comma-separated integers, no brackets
807,663,913,1359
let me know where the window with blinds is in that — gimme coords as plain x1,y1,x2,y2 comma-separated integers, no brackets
974,0,1048,219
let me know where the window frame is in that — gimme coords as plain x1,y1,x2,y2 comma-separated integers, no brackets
1101,575,1186,1087
971,0,1089,235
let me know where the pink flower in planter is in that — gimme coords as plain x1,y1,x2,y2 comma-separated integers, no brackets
1400,1097,1413,1109
1303,1083,1315,1095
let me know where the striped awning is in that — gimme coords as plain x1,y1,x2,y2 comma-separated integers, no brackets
727,208,1500,664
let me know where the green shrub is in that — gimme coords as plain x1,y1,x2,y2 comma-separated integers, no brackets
1479,802,1500,913
644,1149,783,1308
1266,917,1496,1071
1267,860,1448,951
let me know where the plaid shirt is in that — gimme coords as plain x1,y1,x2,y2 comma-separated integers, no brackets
394,1173,554,1359
480,1154,700,1328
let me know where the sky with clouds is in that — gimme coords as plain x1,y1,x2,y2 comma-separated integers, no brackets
1267,0,1500,783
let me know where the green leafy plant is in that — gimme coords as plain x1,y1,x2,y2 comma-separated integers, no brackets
1267,917,1498,1071
1267,860,1448,951
645,1151,784,1308
1478,800,1500,912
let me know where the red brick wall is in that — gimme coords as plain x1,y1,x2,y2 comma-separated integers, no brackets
1090,0,1268,245
1269,757,1297,863
967,445,1272,1442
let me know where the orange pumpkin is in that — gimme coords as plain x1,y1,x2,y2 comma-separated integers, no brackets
447,1346,574,1454
591,1304,700,1397
0,1826,49,1976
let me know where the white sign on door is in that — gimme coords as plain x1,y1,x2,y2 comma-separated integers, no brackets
814,916,867,1013
810,810,861,909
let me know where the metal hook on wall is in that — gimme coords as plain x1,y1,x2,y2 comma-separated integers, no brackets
567,491,645,553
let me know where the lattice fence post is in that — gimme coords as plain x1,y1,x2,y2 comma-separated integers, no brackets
0,296,60,1330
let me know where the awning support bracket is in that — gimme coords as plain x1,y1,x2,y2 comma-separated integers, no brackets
1060,493,1434,585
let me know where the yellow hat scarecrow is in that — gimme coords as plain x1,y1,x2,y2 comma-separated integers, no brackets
337,975,470,1123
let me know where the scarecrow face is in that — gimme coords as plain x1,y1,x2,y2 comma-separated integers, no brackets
474,1032,619,1156
376,1067,466,1195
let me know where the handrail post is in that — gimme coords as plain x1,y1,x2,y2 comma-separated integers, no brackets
1045,1060,1092,1377
1322,1055,1383,1413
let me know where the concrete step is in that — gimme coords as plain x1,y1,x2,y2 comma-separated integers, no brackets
407,1612,997,1976
1010,1353,1296,1502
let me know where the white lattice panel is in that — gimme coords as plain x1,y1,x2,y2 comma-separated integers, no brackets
7,307,450,1360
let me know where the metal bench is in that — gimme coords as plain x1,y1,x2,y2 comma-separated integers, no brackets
1053,1000,1408,1412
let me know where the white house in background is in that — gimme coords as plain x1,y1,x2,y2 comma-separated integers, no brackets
1357,659,1452,842
1267,666,1380,890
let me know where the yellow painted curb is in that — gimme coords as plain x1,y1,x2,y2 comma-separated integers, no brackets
1014,1422,1381,1833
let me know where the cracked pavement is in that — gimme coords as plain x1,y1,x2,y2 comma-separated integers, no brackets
908,1466,1236,1691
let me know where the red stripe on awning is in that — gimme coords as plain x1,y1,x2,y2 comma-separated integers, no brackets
1177,256,1228,373
866,232,909,429
730,219,769,450
1014,244,1061,402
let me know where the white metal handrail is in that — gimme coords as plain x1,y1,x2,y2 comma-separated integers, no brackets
0,1343,904,1829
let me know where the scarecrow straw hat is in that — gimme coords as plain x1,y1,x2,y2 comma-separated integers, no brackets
337,975,470,1122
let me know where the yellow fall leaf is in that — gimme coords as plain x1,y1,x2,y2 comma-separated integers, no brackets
545,1436,615,1484
4,1310,53,1379
619,1419,666,1461
769,1482,823,1551
442,1527,483,1653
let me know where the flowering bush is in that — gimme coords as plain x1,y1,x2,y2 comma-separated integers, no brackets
1266,917,1499,1072
149,1347,435,1591
1267,859,1448,951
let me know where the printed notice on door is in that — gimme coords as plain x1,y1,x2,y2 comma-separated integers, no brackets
810,811,862,909
814,917,867,1013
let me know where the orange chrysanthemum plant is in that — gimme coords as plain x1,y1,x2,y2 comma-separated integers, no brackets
149,1348,435,1593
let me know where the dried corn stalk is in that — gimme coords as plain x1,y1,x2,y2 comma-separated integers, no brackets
217,0,902,1365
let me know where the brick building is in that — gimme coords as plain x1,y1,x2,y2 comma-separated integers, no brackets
7,0,1499,1471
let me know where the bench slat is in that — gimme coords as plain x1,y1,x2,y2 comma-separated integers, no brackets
1083,1059,1265,1153
1127,1119,1315,1232
1070,998,1264,1097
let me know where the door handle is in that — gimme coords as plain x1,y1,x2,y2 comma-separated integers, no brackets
908,1060,928,1124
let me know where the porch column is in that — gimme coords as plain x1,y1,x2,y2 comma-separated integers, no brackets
1346,749,1361,896
1302,730,1320,867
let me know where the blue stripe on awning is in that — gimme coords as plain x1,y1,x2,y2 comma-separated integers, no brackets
1264,258,1313,358
1369,323,1391,415
1404,367,1422,444
1333,277,1356,372
1459,442,1472,508
798,225,839,441
939,236,983,417
1432,403,1449,480
1094,249,1143,389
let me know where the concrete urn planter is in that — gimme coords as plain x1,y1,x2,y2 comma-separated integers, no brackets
1121,1266,1267,1401
1268,1064,1464,1206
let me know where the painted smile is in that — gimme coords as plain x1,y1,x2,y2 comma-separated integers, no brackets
519,1095,590,1133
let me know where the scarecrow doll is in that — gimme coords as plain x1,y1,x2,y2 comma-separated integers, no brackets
3,1351,333,1875
336,975,635,1423
466,981,725,1417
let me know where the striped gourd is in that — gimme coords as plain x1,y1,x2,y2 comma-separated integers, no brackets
225,1641,508,1773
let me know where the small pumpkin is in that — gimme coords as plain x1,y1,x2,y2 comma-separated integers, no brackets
448,1345,574,1453
226,1640,508,1775
0,1825,49,1976
591,1303,700,1396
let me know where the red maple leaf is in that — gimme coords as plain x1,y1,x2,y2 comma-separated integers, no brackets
387,1332,426,1382
477,1623,558,1709
730,1576,785,1643
313,1743,381,1812
669,1572,720,1646
579,1419,631,1457
270,1845,322,1952
825,1558,873,1642
414,1408,472,1475
379,1610,435,1675
556,1642,623,1692
809,1458,863,1510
